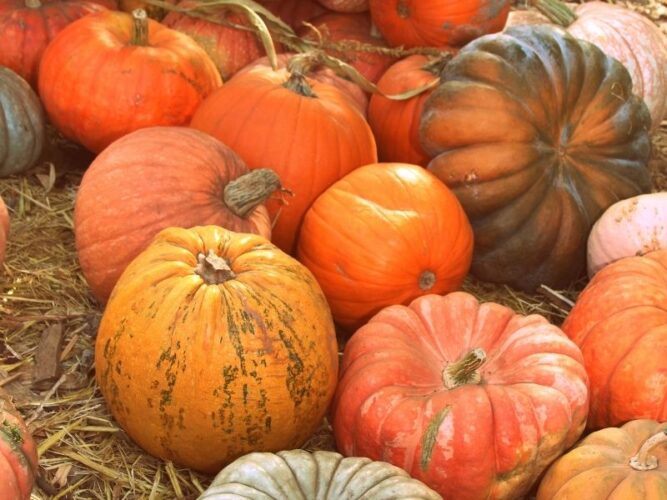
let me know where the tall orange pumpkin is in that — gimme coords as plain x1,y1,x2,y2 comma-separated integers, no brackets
38,9,221,153
95,225,339,473
191,64,377,254
562,250,667,429
74,127,276,303
297,163,473,330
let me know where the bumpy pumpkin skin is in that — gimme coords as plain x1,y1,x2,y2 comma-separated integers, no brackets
333,292,589,500
191,66,377,254
562,250,667,430
38,10,221,153
297,163,474,330
0,197,9,267
74,127,273,303
0,67,45,177
506,1,667,132
369,0,511,48
202,449,442,499
420,25,652,292
95,226,339,473
537,420,667,500
0,388,39,500
587,193,667,277
0,0,108,88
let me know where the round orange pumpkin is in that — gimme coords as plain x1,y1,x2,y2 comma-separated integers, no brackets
562,250,667,429
74,126,276,303
38,9,221,153
297,163,473,330
420,25,652,291
95,225,339,473
0,388,39,500
537,419,667,499
0,197,9,268
190,64,377,254
332,291,589,500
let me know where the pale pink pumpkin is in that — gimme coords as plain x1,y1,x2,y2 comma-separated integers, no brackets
316,0,367,13
587,193,667,277
506,1,667,131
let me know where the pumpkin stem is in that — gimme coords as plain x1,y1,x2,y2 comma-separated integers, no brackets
629,429,667,471
130,9,149,46
443,348,487,389
24,0,41,8
421,54,452,77
419,271,436,291
284,52,322,98
224,168,283,218
531,0,578,27
195,250,236,284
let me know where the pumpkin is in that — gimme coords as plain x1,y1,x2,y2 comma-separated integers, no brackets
369,0,511,49
237,53,369,116
74,126,277,303
0,388,39,500
299,12,396,84
506,1,667,132
0,67,45,177
588,193,667,277
0,0,108,88
201,449,442,499
368,54,449,165
0,197,9,268
297,163,473,330
38,9,221,153
562,250,667,430
316,0,368,13
420,25,652,292
95,225,339,473
537,419,667,499
163,1,266,81
332,291,589,500
256,0,328,30
190,64,377,254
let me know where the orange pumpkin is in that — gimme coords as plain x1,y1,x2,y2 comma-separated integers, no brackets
297,163,473,330
38,9,221,153
74,127,276,303
0,197,9,268
537,419,667,499
316,0,368,13
191,64,377,254
562,250,667,429
95,225,339,473
0,388,39,500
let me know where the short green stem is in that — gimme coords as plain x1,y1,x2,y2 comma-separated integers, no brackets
531,0,578,27
131,9,149,46
443,348,487,389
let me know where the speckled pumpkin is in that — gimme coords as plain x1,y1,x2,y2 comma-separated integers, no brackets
201,449,442,499
95,225,339,473
0,67,45,177
0,388,39,500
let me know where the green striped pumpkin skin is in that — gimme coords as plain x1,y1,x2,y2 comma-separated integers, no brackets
94,226,339,473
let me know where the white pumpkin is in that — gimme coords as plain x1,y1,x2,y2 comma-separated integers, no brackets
587,192,667,277
199,449,442,499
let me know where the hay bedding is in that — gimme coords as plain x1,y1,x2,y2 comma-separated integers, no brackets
0,4,665,499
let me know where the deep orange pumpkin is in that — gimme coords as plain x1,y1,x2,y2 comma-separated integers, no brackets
38,9,221,153
163,1,266,81
95,225,339,473
369,0,511,48
297,163,473,330
368,55,450,165
0,388,39,500
0,0,108,89
190,65,377,254
74,126,275,303
562,250,667,430
332,291,589,499
0,197,9,268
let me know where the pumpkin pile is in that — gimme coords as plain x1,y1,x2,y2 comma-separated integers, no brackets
0,0,666,497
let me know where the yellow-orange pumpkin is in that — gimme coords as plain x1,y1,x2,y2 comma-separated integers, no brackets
95,225,339,473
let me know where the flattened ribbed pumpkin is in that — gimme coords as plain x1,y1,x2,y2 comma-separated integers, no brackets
94,226,339,473
420,25,652,292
